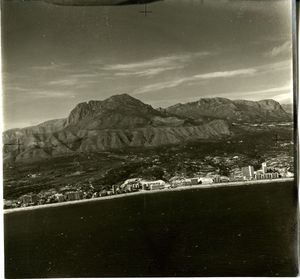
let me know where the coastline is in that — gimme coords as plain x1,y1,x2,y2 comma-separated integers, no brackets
3,177,294,214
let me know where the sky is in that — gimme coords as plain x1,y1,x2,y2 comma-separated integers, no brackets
2,0,294,129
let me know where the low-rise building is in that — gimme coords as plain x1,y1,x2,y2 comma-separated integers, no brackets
92,192,98,198
170,177,199,187
141,180,166,190
254,172,279,180
121,178,142,192
99,189,107,197
199,177,214,184
20,194,38,205
285,171,294,178
65,191,83,201
54,193,65,202
278,170,294,178
4,199,18,209
220,176,230,182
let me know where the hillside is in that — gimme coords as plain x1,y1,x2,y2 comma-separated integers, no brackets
4,94,233,163
281,103,293,115
166,98,290,123
3,95,291,163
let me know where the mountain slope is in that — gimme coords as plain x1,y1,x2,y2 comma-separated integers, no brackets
281,103,293,115
3,95,290,163
166,98,290,123
66,94,161,129
3,94,232,163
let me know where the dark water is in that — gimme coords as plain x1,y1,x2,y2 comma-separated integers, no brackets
5,182,298,278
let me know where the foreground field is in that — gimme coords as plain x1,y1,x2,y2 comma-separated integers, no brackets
5,180,298,277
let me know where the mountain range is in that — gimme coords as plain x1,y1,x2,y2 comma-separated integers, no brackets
3,94,291,163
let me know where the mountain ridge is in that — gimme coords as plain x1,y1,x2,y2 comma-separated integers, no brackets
3,94,290,163
166,97,290,123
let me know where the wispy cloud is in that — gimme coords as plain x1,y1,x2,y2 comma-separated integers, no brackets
30,62,70,71
193,68,256,79
273,92,293,103
48,78,78,86
236,84,291,96
102,54,195,70
211,83,292,103
47,73,101,87
133,58,291,95
101,52,210,77
69,73,99,79
4,86,30,92
32,90,76,99
133,67,256,94
237,84,293,103
245,84,293,103
265,42,292,57
114,66,182,77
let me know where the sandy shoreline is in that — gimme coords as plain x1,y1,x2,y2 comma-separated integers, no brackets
3,177,294,214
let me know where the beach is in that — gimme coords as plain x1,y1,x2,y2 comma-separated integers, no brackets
3,177,294,214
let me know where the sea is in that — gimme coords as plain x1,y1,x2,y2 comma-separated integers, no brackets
4,181,298,277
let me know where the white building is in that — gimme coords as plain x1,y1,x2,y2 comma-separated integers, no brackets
286,171,294,178
170,177,199,187
199,177,214,184
220,176,230,182
141,180,166,190
121,178,142,191
55,193,65,202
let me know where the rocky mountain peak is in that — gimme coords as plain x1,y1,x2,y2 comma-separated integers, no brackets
106,93,139,103
66,94,157,127
257,99,282,110
166,97,290,122
197,97,232,104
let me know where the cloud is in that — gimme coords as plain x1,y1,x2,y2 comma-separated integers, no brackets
262,59,291,71
33,90,76,99
70,73,98,79
241,83,293,103
47,73,101,87
101,52,210,77
133,67,256,94
103,55,191,71
193,68,256,79
114,66,182,77
48,78,78,86
273,92,293,103
237,84,291,96
214,84,292,103
133,79,186,94
4,86,30,92
227,85,292,99
266,42,292,57
30,62,69,71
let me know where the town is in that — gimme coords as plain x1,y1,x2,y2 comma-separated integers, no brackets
4,161,294,210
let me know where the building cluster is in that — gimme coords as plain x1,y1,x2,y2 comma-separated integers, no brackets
231,162,293,181
4,162,293,210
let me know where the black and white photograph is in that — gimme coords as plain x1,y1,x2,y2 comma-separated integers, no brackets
1,0,298,277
